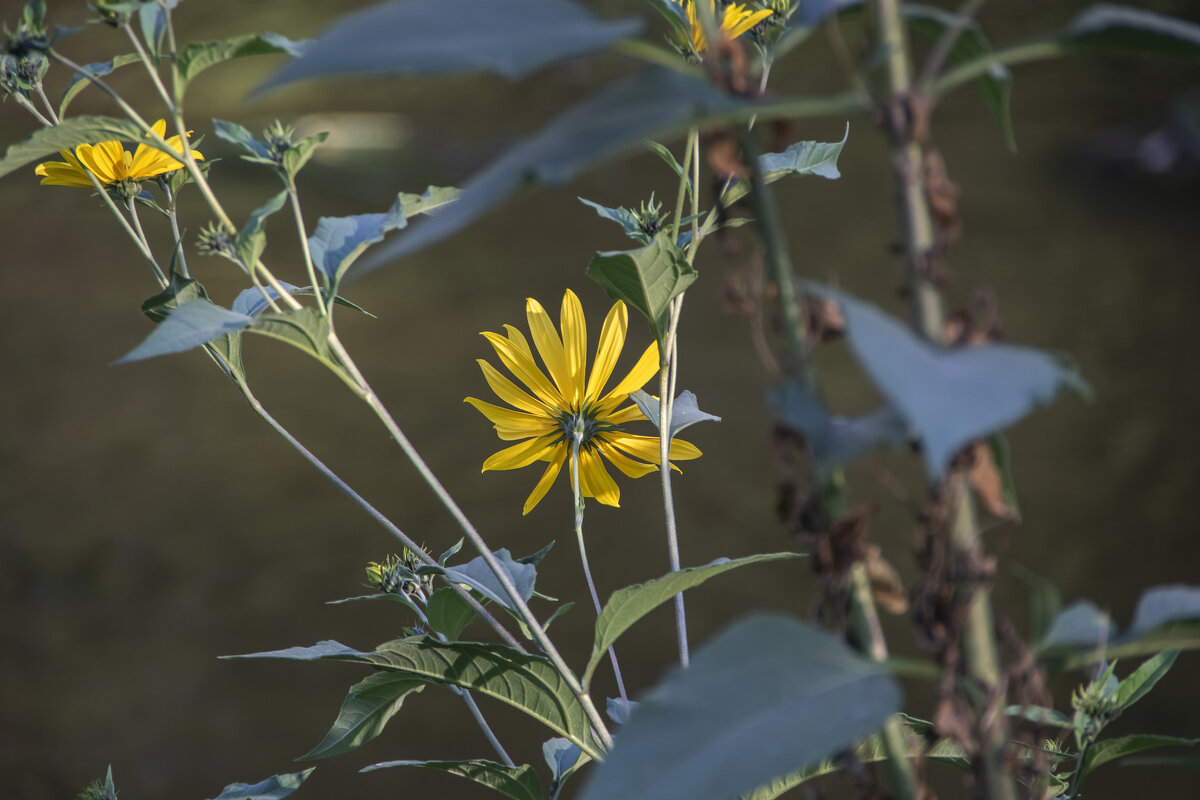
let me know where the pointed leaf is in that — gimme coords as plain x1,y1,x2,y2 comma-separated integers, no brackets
235,190,289,267
249,308,340,369
231,282,372,318
586,232,697,347
583,553,803,687
722,124,849,205
213,118,273,160
302,673,424,760
543,737,584,782
425,586,479,640
116,300,253,364
224,640,367,661
770,379,907,479
579,197,647,242
629,389,722,438
362,760,540,800
140,275,245,382
398,185,460,217
256,0,641,92
205,769,315,800
308,195,407,289
1081,734,1200,780
138,2,169,59
811,284,1089,480
1127,585,1200,639
576,614,903,800
1004,705,1073,728
1038,600,1116,651
59,54,140,116
1061,5,1200,60
177,33,304,93
423,549,537,615
1114,651,1179,711
0,116,172,181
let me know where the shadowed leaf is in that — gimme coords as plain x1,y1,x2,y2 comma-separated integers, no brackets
303,673,424,760
205,769,315,800
362,760,540,800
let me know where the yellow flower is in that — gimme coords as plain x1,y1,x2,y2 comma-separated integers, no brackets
34,119,203,188
466,290,702,515
673,0,772,53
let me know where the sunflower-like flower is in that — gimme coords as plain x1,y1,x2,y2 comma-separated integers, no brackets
466,290,701,515
34,119,202,189
671,0,772,53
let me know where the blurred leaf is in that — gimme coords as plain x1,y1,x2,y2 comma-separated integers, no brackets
138,2,169,59
357,68,758,269
1128,585,1200,637
256,0,641,93
362,760,540,800
586,232,697,347
1061,5,1200,59
1040,585,1200,667
607,697,637,725
576,614,902,800
579,197,646,241
420,549,537,615
425,586,479,640
811,284,1088,480
721,124,849,205
583,553,803,688
1004,704,1073,728
544,737,587,797
1081,734,1200,780
1012,563,1062,643
231,282,372,318
308,195,407,290
302,673,424,760
58,54,140,116
398,185,460,217
0,116,171,180
770,379,908,480
629,389,721,438
177,32,304,93
1039,600,1116,651
205,769,315,800
970,435,1021,520
1114,651,1179,711
115,299,253,364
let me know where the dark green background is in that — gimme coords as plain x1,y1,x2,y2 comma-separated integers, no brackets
1,1,1198,798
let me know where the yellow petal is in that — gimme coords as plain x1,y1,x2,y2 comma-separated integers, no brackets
722,5,772,40
585,301,627,401
605,403,647,425
35,161,93,187
477,359,548,415
560,289,587,406
598,340,660,415
606,432,702,464
482,435,559,472
503,324,535,361
481,331,565,407
525,296,574,403
75,143,119,184
523,442,568,515
579,448,620,507
596,438,658,479
464,397,557,440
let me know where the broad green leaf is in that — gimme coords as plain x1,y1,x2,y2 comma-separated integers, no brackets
177,32,304,93
303,673,424,760
255,0,641,93
249,308,351,383
576,614,902,800
138,2,169,60
722,124,849,205
543,737,586,793
811,284,1089,480
1114,651,1178,711
1004,704,1073,728
1080,734,1200,780
1038,600,1115,651
770,379,907,480
420,549,537,615
629,389,722,438
58,54,140,116
362,760,540,800
140,275,245,382
398,185,460,217
583,553,802,687
236,190,288,267
205,769,315,800
116,299,253,364
357,68,758,269
425,586,479,640
231,282,372,319
0,116,175,181
586,232,697,347
308,196,407,290
1061,5,1200,59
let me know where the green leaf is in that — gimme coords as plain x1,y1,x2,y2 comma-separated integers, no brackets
398,185,460,217
250,308,347,379
811,284,1089,481
576,614,903,800
1081,734,1200,780
116,299,253,364
205,769,315,800
308,195,408,290
645,140,694,205
327,591,427,623
421,549,537,615
770,378,908,480
140,275,245,382
281,131,329,181
578,197,647,242
425,587,479,641
982,434,1021,519
721,124,849,205
362,760,541,800
583,553,803,688
0,116,175,181
213,118,274,162
543,737,586,797
302,672,424,760
1115,651,1179,711
358,68,757,269
231,282,372,319
628,389,722,438
586,232,697,347
1012,563,1062,643
177,32,304,94
255,0,641,93
225,640,367,661
138,2,168,60
236,190,289,267
1004,704,1073,728
1060,5,1200,59
1039,600,1115,651
58,54,141,116
1040,585,1200,667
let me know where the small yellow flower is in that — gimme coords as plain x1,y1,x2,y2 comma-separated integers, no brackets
34,119,202,188
466,290,701,515
672,0,772,53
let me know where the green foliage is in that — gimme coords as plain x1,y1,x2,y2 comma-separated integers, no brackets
204,769,315,800
1060,5,1200,60
58,54,140,116
116,299,253,365
628,389,721,438
417,549,537,615
362,760,541,800
140,274,245,382
582,552,803,687
1113,650,1178,711
176,33,303,95
576,614,902,800
307,197,408,292
0,116,172,181
543,737,586,799
302,673,424,760
255,0,642,92
425,587,478,640
585,232,697,349
1080,734,1200,781
721,125,849,205
76,765,117,800
235,190,288,267
249,308,353,386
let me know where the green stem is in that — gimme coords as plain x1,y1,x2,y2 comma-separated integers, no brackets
124,21,174,113
287,181,328,316
930,39,1064,99
161,181,190,278
13,92,52,127
571,432,628,702
126,196,169,285
914,0,989,94
457,687,514,767
33,83,57,123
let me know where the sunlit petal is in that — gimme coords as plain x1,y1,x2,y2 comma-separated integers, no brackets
526,296,573,401
560,289,587,406
74,143,118,184
579,449,620,506
598,340,660,414
482,435,559,472
596,438,658,479
585,301,627,401
481,331,564,407
464,397,557,440
477,360,550,415
606,432,702,464
523,443,568,515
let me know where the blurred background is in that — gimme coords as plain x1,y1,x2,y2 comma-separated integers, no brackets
1,0,1198,798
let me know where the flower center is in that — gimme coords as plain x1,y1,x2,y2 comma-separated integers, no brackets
553,399,618,451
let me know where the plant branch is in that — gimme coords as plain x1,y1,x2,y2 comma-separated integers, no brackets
914,0,989,93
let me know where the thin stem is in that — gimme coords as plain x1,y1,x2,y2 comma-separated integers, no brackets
930,39,1062,99
13,92,53,127
124,21,175,113
457,687,514,766
127,196,169,285
914,0,989,94
324,331,613,754
161,181,190,278
670,128,699,242
287,181,328,316
33,83,58,123
570,432,628,702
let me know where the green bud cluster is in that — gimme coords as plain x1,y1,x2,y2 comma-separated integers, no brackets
195,222,237,261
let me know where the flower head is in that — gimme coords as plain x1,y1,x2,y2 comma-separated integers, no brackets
34,119,202,190
466,290,701,515
672,0,772,54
